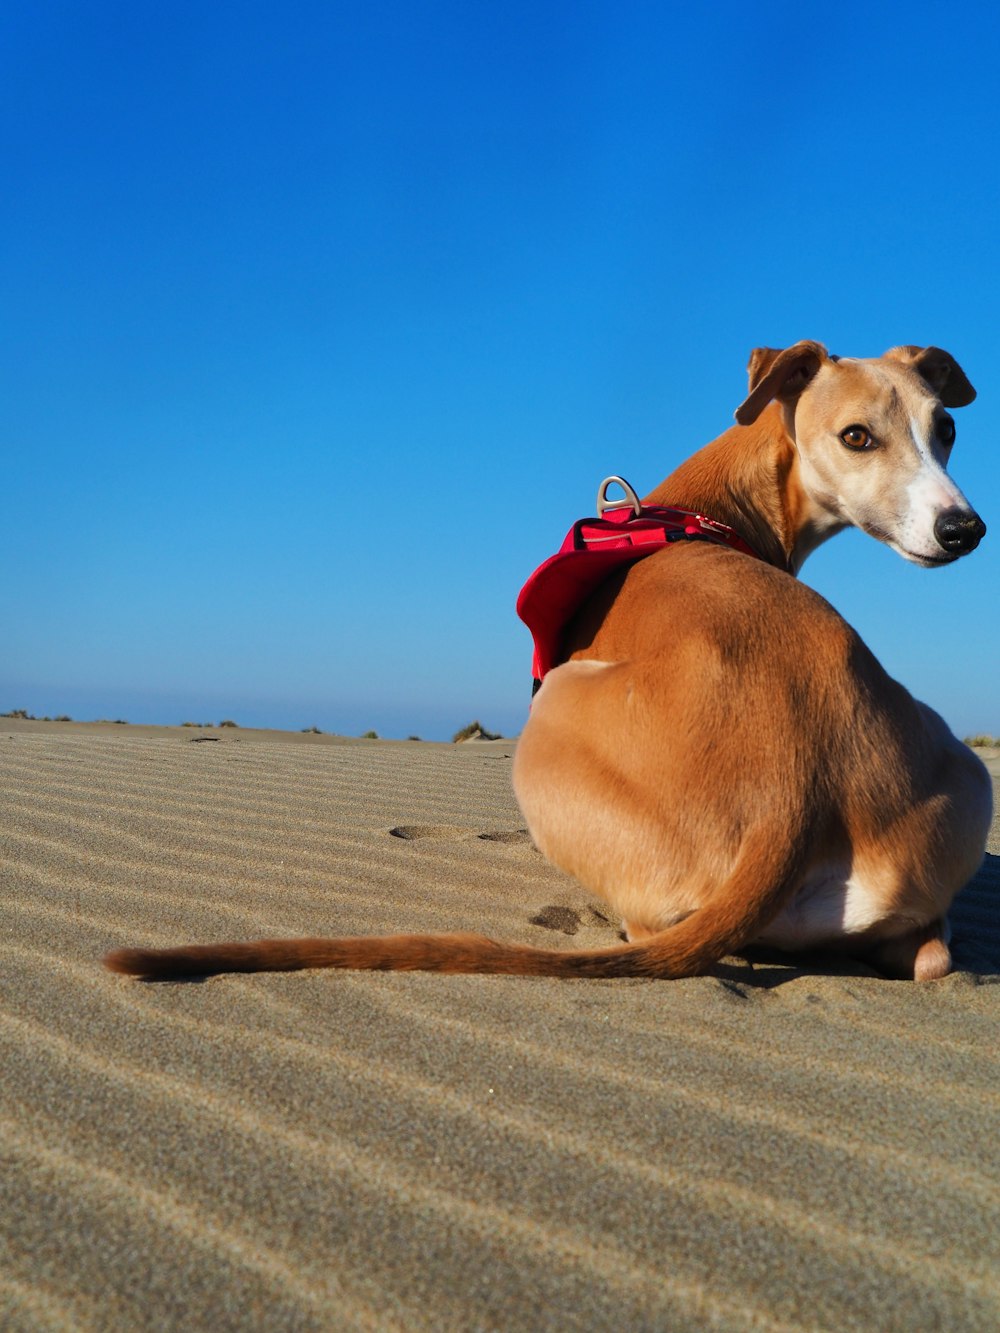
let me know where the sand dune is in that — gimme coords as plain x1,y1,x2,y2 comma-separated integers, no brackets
1,719,998,1330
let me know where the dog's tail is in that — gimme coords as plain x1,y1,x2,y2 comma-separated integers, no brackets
104,820,810,981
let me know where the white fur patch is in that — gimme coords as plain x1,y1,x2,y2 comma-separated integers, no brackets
757,866,888,950
896,414,971,560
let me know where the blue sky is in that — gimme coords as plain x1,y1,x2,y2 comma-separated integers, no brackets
3,1,998,740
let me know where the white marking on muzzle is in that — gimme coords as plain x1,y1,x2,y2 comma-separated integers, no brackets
900,415,971,557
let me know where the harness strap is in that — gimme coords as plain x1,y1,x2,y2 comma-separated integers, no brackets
516,486,766,689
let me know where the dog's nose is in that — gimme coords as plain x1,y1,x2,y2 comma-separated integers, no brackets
933,508,987,555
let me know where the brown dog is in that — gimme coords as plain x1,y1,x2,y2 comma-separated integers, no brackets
106,342,991,982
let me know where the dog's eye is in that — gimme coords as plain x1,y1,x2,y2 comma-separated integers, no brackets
939,417,956,446
840,426,873,450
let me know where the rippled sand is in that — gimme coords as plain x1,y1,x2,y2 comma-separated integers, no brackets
1,720,998,1330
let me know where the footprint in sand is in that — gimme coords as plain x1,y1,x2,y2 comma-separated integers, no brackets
529,906,582,935
529,905,619,935
389,825,534,845
389,825,469,841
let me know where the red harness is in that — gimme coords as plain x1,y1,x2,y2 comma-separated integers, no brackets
516,479,766,688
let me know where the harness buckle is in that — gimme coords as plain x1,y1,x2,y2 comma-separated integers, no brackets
696,515,737,539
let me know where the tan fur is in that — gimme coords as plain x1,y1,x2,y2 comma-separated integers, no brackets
104,342,991,982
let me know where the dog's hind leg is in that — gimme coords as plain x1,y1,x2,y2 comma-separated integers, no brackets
860,918,952,980
513,657,815,956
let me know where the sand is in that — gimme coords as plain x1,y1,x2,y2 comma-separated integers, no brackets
1,718,998,1331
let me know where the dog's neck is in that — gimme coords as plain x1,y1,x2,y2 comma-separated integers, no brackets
643,402,843,575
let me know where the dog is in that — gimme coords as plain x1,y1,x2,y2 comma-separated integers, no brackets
105,341,991,982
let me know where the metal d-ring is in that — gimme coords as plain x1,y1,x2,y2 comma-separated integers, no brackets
596,475,641,517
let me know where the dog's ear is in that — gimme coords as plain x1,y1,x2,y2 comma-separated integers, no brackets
735,340,829,425
883,345,976,407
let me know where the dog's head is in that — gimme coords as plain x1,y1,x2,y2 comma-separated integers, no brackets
735,340,985,567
